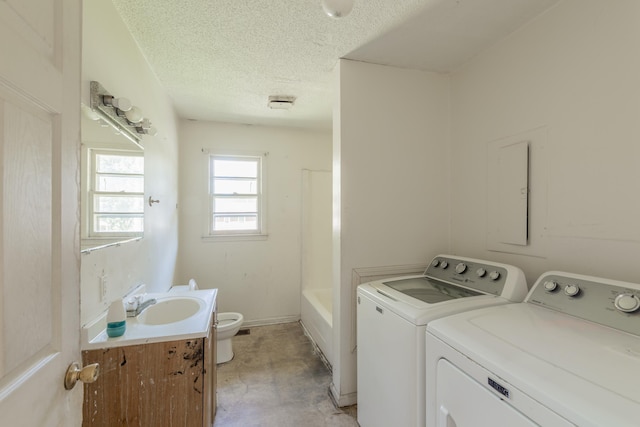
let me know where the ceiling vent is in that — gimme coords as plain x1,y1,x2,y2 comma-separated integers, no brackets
268,96,296,110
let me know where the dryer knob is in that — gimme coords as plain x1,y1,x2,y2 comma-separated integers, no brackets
455,263,467,274
440,261,449,269
476,268,487,278
564,284,580,297
431,259,440,267
489,271,501,281
543,280,558,292
614,293,640,313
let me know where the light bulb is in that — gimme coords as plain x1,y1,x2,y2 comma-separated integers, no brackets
321,0,354,18
139,118,152,130
124,106,143,124
102,95,132,111
112,97,132,111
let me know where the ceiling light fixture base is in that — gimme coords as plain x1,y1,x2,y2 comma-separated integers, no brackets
268,96,296,110
321,0,354,18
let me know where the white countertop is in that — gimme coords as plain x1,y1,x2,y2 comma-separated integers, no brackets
82,289,217,351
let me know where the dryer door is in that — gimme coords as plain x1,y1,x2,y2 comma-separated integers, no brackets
435,359,575,427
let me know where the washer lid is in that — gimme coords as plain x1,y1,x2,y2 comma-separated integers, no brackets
383,277,481,303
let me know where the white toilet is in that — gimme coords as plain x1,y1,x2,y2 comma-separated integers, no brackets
216,312,244,364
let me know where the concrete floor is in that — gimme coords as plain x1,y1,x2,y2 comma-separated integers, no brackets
214,322,358,427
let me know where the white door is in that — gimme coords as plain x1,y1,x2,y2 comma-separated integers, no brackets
0,1,82,426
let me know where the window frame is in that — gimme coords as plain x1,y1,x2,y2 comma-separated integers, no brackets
87,147,145,239
206,152,267,239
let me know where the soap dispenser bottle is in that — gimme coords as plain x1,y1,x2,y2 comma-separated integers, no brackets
106,299,126,337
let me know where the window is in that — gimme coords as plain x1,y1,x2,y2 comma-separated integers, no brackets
208,154,265,236
89,149,144,237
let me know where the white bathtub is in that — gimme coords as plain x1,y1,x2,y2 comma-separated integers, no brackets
301,288,332,365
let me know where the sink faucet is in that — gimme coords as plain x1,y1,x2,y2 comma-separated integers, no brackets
125,297,157,317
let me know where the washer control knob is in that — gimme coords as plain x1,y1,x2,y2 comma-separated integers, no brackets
431,259,440,267
543,281,558,292
455,263,467,274
564,284,580,297
476,268,487,278
489,271,501,281
614,293,640,313
440,261,449,269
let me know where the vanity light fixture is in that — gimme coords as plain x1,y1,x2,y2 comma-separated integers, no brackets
321,0,354,18
89,81,158,149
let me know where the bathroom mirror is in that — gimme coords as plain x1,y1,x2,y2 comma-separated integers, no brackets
80,110,145,253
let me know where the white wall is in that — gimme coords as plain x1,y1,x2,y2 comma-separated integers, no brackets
301,170,333,291
449,0,640,284
80,0,179,325
176,120,331,324
333,59,451,404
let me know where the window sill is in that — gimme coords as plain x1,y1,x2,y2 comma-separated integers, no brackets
201,233,268,242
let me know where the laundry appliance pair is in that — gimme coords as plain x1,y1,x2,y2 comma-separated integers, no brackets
357,254,640,427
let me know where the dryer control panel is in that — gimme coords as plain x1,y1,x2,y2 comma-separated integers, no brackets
527,272,640,336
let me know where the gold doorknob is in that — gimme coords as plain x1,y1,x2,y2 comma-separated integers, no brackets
64,362,100,390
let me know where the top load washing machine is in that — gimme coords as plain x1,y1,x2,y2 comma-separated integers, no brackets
425,271,640,427
356,254,528,427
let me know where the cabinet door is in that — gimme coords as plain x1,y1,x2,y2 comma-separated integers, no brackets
83,339,206,426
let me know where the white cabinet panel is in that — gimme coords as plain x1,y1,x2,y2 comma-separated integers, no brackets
357,291,420,427
496,140,529,245
487,127,548,257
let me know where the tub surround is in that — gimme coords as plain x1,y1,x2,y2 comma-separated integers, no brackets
82,289,217,350
301,288,333,365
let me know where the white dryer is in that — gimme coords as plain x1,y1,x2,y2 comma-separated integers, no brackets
426,271,640,427
357,254,528,427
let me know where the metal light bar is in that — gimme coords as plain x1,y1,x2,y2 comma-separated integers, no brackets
89,81,153,149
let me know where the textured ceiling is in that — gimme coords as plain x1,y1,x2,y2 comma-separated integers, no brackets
110,0,559,130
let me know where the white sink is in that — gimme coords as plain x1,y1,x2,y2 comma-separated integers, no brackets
137,296,203,325
82,289,217,350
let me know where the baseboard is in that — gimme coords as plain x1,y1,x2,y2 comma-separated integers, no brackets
329,382,357,407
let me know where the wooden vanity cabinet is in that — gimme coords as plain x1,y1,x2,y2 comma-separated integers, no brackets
82,315,217,427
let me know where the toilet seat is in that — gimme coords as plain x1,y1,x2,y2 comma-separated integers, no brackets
218,317,238,327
